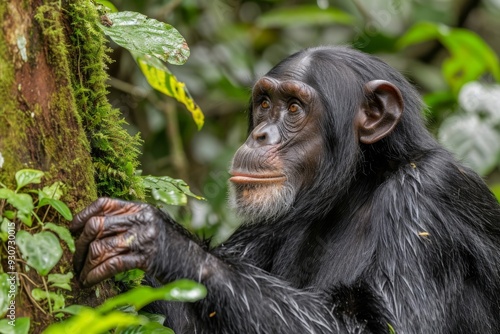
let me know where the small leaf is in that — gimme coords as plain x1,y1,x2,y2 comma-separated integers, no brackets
43,223,75,253
0,218,10,242
15,169,44,191
0,188,14,200
38,198,73,221
48,272,74,291
6,193,33,227
0,273,10,317
98,279,207,313
3,210,15,220
31,288,65,311
17,231,63,276
0,317,30,334
151,187,187,206
39,181,64,201
142,176,205,206
98,11,189,65
95,0,118,12
135,54,204,130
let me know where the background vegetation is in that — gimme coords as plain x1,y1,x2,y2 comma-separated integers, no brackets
106,0,500,240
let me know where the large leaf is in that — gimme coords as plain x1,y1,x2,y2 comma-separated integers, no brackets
16,231,63,276
135,53,204,130
438,114,500,175
98,11,189,65
257,5,354,28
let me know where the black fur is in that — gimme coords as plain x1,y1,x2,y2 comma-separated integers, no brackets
148,46,500,333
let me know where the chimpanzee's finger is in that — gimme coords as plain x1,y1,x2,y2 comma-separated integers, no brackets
78,234,133,285
80,254,146,288
70,197,141,234
73,214,136,274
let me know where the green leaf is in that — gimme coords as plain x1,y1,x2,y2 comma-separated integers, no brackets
0,218,10,242
3,210,15,220
491,184,500,202
0,188,14,200
38,198,73,221
257,5,354,28
397,21,442,49
15,169,44,191
117,321,175,334
398,22,500,93
438,113,500,175
0,317,30,334
43,308,144,334
57,304,86,315
43,223,75,253
16,231,63,276
114,269,145,286
32,288,65,311
98,11,189,65
98,279,207,313
95,0,118,12
39,181,64,201
135,54,204,130
4,192,33,227
151,188,186,206
0,273,11,317
142,175,205,206
48,272,74,291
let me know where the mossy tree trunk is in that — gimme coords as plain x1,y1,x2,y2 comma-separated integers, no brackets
0,0,142,331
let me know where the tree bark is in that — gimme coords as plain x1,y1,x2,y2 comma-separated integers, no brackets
0,0,142,331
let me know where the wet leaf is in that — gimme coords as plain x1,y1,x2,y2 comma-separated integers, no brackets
98,11,189,65
17,231,63,276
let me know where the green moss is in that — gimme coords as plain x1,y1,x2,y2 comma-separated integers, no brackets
66,0,144,199
0,2,26,185
32,1,144,200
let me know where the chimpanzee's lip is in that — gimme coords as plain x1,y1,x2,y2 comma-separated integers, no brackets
229,171,286,184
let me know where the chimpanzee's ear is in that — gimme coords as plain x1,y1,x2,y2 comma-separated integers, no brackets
355,80,404,144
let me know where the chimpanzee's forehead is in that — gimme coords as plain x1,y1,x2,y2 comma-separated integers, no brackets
252,76,316,102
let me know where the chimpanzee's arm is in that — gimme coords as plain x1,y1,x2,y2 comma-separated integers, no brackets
70,198,387,334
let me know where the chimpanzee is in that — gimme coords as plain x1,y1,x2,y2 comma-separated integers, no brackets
71,46,500,334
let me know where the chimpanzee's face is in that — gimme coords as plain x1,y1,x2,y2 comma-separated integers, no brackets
229,76,325,224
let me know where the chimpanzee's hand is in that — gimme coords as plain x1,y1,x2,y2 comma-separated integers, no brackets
70,198,168,287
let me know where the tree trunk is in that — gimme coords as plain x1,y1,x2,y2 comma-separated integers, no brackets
0,0,142,331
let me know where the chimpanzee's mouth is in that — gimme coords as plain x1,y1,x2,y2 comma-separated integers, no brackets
229,171,286,184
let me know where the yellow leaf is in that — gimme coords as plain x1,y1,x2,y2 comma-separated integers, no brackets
136,55,204,130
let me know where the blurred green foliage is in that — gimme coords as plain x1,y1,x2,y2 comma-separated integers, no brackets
104,0,500,239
